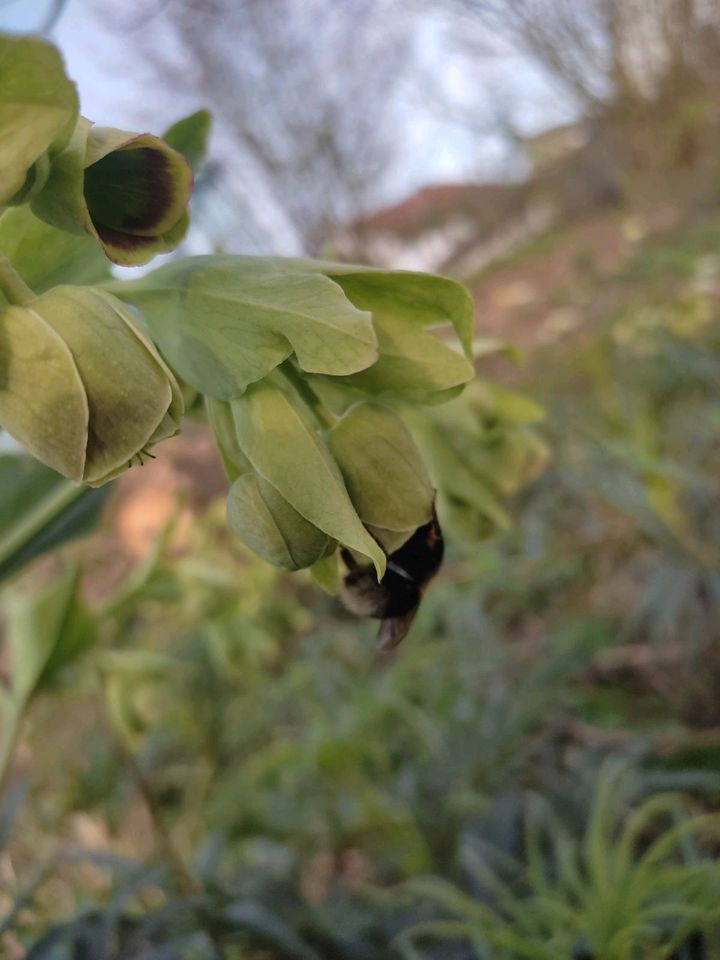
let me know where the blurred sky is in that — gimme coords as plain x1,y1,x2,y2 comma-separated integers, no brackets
1,0,571,209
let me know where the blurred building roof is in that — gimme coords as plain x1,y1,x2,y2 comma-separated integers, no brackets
332,179,552,276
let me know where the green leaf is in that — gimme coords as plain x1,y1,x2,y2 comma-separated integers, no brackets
162,109,212,173
468,380,546,425
0,454,109,583
337,308,473,401
227,472,333,570
108,256,379,399
100,650,187,741
34,573,97,690
231,379,386,577
8,567,82,703
0,34,79,205
407,414,512,536
0,205,110,298
272,259,475,401
285,261,475,359
0,564,96,774
471,336,523,362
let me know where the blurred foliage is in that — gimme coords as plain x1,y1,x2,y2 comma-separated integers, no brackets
402,762,720,959
0,454,109,583
5,207,720,957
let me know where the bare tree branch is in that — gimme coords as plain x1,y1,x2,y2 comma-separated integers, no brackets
95,0,413,253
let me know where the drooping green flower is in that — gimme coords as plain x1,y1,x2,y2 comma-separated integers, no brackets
327,402,435,552
0,285,183,484
228,472,337,571
31,118,192,266
206,397,336,571
0,33,79,206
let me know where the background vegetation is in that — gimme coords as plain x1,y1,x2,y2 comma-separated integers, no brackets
4,1,720,957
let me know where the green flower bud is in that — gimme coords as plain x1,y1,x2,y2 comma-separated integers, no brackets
31,118,192,266
327,402,434,553
0,34,79,206
0,285,183,485
228,472,335,570
206,397,335,569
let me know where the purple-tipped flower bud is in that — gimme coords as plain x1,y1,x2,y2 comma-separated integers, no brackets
31,119,192,266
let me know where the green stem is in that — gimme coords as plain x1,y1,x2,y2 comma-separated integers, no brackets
0,256,35,306
279,361,337,429
0,480,83,570
98,670,198,899
0,483,87,789
98,672,229,957
0,713,23,798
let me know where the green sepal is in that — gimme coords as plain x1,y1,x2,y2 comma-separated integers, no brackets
0,564,97,775
0,301,88,480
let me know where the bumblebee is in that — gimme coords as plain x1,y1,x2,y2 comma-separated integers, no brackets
340,511,444,652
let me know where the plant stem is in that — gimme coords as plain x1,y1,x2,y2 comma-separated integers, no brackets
0,257,34,306
98,672,229,958
0,715,22,799
279,361,337,429
122,740,199,898
97,674,198,898
0,480,84,571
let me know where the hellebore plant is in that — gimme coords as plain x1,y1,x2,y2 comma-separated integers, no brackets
0,31,546,643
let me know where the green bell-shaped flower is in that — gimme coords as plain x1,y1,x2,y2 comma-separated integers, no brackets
31,118,192,266
327,402,435,553
228,472,336,571
0,285,183,484
206,397,335,570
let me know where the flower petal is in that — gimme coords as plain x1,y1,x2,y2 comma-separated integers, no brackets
0,303,88,480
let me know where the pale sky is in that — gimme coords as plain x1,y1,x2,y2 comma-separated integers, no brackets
1,0,571,252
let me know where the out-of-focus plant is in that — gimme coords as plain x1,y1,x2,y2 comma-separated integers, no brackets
0,564,95,786
400,762,720,959
80,506,557,877
407,376,549,543
0,452,108,582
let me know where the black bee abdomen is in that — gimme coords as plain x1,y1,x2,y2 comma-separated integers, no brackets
378,571,421,618
339,508,444,649
391,517,444,583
